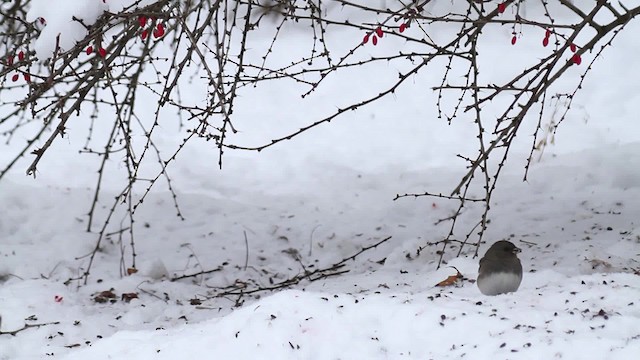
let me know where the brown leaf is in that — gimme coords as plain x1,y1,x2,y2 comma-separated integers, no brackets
127,267,138,275
121,292,139,303
587,258,612,270
435,268,463,287
93,289,117,303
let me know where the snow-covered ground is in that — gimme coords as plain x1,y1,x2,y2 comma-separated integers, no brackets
1,2,640,359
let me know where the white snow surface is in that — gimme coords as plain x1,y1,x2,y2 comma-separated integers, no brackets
2,1,640,359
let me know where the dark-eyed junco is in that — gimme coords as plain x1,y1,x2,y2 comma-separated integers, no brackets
477,240,523,295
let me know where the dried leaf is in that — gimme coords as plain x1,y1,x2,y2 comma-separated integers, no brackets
587,258,612,270
121,292,138,303
435,268,463,287
93,289,117,303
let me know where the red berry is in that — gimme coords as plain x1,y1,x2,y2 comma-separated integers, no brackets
362,33,369,44
372,35,378,46
24,73,31,82
511,35,517,45
86,46,93,55
141,30,148,40
542,37,549,47
498,3,506,13
570,43,577,52
375,26,383,38
7,56,13,66
399,23,407,33
98,47,106,57
18,51,24,61
572,53,582,65
138,16,147,27
153,23,165,38
39,17,46,25
11,74,19,82
545,28,552,38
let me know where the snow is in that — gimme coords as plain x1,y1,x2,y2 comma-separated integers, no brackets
25,0,157,59
2,1,640,359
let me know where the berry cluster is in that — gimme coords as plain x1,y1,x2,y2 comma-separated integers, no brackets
569,43,581,65
139,16,165,40
85,45,107,58
497,2,582,66
362,20,410,47
4,50,31,83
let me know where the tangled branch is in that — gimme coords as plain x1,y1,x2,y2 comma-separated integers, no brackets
1,1,638,274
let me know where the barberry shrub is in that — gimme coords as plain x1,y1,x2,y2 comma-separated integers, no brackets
1,1,638,277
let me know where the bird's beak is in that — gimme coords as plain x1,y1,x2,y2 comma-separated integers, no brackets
513,247,522,254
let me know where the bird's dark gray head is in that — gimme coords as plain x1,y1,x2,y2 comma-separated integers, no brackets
486,240,521,257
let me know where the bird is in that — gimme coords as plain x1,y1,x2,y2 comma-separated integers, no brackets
477,240,523,296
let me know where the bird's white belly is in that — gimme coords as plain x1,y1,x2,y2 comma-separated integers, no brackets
478,272,522,295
